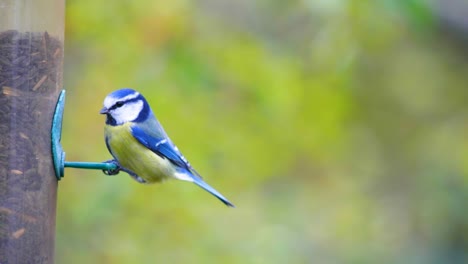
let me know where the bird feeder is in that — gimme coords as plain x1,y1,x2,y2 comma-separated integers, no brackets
0,2,123,262
0,0,64,262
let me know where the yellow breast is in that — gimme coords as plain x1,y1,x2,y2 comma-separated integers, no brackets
105,123,175,183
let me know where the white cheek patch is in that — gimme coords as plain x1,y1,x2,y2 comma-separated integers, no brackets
112,100,143,124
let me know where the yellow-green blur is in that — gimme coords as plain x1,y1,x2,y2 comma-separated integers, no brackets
57,1,468,263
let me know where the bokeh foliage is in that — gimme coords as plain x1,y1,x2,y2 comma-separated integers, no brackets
57,0,468,263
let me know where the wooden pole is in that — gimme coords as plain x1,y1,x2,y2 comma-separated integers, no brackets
0,1,64,263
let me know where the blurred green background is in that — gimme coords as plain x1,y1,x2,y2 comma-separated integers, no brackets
57,0,468,263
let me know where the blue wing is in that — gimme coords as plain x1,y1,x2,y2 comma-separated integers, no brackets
131,125,192,171
131,123,235,207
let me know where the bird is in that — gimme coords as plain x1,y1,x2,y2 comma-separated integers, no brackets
100,88,234,207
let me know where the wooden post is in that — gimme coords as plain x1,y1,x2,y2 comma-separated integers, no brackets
0,1,64,263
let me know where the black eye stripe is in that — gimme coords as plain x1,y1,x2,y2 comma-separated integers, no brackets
109,101,123,111
109,97,142,111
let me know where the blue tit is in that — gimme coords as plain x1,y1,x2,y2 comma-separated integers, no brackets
100,88,234,207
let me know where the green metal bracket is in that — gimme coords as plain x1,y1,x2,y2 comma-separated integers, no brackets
51,90,119,180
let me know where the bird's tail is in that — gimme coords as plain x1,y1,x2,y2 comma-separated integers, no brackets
192,177,235,208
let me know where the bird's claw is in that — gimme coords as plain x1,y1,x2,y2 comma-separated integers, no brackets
102,159,121,176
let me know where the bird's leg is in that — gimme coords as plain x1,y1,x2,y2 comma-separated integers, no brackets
123,168,147,184
102,159,121,176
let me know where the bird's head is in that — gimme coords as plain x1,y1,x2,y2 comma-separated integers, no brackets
100,88,150,126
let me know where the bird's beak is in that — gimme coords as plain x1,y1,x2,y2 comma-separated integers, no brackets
100,107,109,114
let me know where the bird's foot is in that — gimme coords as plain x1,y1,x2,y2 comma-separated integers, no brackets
102,159,121,176
101,160,147,183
